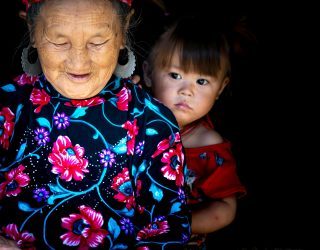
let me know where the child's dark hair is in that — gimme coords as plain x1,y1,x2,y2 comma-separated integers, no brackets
146,15,232,80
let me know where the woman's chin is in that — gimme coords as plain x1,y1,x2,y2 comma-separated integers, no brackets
63,90,95,99
52,80,105,99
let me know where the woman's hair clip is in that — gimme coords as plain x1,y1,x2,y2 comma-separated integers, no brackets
22,0,43,11
119,0,132,7
22,0,132,12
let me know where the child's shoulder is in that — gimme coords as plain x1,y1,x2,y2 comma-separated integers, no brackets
185,125,224,148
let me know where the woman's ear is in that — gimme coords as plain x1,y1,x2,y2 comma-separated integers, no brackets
124,9,135,32
121,9,135,48
142,61,152,88
19,10,36,47
19,10,27,21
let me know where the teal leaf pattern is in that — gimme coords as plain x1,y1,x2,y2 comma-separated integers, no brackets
18,201,36,212
170,202,182,214
149,183,163,202
1,84,16,92
108,217,121,240
36,117,51,130
15,104,23,124
70,107,88,118
112,244,128,250
117,207,135,217
48,184,66,194
15,142,27,161
112,137,127,154
146,128,158,136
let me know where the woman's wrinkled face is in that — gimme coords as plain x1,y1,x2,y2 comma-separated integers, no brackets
33,0,125,99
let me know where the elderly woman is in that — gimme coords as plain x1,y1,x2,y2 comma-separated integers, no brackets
0,0,191,249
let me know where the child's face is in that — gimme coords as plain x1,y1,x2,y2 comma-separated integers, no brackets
150,51,229,129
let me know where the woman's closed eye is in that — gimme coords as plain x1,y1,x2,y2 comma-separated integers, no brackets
88,40,109,49
50,41,70,49
168,72,182,80
44,34,69,48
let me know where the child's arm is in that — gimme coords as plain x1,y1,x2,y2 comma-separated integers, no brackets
191,195,237,234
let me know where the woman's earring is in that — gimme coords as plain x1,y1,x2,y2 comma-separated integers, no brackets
21,45,42,76
114,47,136,79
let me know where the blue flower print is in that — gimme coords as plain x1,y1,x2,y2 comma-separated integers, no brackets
135,141,145,156
33,187,50,202
34,127,50,146
178,188,187,204
120,217,134,235
215,153,224,166
99,149,115,168
53,112,70,129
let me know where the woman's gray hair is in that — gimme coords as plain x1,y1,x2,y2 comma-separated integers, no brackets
26,0,134,47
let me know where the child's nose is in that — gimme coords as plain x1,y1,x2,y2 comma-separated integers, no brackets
179,80,195,96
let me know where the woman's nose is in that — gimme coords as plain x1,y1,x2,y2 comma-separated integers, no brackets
67,47,90,71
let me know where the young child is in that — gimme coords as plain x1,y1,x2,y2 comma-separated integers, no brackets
142,15,247,249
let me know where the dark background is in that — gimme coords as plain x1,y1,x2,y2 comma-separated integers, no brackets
1,1,311,249
133,2,311,249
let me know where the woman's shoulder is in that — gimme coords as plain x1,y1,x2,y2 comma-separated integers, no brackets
127,80,178,123
0,73,35,107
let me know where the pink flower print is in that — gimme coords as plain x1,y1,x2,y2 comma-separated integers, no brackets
60,205,108,249
0,165,30,199
48,135,89,182
1,224,36,250
0,107,15,150
64,97,105,107
136,217,170,240
34,127,50,146
116,87,132,111
152,132,181,158
136,205,145,214
111,168,141,210
161,143,185,186
137,247,150,250
53,112,70,129
99,149,115,168
13,73,39,86
30,88,50,113
122,119,139,155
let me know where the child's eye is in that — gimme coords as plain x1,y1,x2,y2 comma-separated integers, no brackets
196,79,209,86
169,72,182,80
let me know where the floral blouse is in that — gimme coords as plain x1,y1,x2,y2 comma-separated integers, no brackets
0,74,191,250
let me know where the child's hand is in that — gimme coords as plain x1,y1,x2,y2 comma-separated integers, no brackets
130,75,142,88
0,236,20,249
